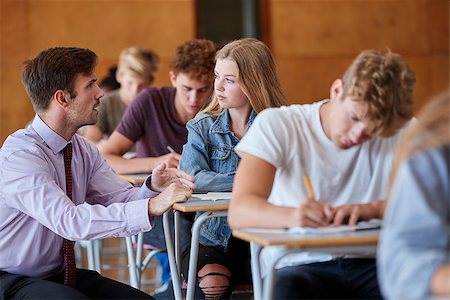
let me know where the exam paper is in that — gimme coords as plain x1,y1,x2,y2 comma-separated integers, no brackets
288,219,382,235
189,192,232,201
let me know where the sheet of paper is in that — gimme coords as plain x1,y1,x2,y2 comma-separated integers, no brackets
288,219,382,235
189,192,232,201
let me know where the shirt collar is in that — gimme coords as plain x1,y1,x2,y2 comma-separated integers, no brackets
209,109,257,134
31,114,72,154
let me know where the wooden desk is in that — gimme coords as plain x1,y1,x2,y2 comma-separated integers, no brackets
232,228,380,300
163,196,231,300
173,199,229,212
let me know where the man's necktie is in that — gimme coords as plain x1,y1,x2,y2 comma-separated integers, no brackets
63,143,76,287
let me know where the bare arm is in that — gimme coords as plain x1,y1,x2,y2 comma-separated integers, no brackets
102,131,180,174
228,153,332,229
431,264,450,296
83,126,103,143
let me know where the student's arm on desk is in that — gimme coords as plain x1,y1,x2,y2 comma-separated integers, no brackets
83,126,108,151
229,153,332,229
101,131,180,174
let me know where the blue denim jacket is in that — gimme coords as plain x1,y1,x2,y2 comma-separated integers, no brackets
180,109,257,251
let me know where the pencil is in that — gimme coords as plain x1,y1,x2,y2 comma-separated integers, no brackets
303,175,316,200
166,145,176,154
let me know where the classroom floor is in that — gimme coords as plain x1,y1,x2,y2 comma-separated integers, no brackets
76,238,162,296
75,238,254,299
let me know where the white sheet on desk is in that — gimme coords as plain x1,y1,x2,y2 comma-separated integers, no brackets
241,219,382,235
189,192,232,201
288,219,382,235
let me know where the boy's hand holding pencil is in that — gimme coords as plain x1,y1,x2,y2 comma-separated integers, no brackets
292,175,334,227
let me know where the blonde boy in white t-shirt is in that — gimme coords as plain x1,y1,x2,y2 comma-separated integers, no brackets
229,49,416,299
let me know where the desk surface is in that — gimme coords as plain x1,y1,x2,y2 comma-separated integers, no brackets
232,228,379,248
173,199,230,212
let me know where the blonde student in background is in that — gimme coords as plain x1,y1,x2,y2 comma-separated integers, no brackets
378,91,450,299
179,38,287,299
83,46,159,150
228,49,416,299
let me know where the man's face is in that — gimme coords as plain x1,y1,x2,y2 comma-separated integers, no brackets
328,92,373,149
171,72,213,117
66,72,104,127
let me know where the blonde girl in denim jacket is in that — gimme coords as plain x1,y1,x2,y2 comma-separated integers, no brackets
179,38,287,299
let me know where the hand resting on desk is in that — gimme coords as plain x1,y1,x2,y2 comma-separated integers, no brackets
288,218,382,235
148,183,193,216
294,198,385,228
332,200,385,226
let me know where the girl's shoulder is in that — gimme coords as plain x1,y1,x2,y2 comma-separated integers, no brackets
188,113,219,126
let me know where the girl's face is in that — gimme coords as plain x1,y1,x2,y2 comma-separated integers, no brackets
214,58,249,110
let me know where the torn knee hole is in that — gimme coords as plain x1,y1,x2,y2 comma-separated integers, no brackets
198,272,231,298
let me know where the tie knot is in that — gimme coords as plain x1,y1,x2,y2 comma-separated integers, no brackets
63,143,72,159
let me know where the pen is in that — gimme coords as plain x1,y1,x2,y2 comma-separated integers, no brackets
303,175,316,200
166,145,176,154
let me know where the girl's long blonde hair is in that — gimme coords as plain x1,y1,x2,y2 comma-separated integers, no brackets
199,38,287,116
386,90,450,207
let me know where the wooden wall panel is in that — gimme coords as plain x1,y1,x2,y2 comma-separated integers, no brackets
275,54,447,110
1,0,448,145
271,0,428,57
26,0,195,87
0,0,195,145
276,57,352,103
429,0,449,53
430,55,450,97
1,1,32,144
269,0,449,113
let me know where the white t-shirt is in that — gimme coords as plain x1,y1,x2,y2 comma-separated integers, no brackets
235,100,410,274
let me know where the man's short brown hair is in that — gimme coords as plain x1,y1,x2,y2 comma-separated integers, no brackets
22,47,97,112
342,49,416,137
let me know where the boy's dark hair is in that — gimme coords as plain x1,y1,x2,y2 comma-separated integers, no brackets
100,66,121,92
22,47,98,112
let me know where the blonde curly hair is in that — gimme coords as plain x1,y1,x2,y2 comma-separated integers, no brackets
342,49,416,137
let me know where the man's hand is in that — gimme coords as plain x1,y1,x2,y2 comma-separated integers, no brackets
150,163,195,192
291,197,334,227
148,182,192,216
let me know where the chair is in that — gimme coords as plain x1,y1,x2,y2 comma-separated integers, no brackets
125,232,164,289
76,240,101,272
